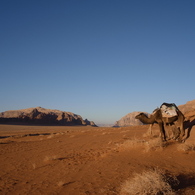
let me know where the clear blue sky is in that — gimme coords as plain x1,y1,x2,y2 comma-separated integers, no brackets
1,0,195,125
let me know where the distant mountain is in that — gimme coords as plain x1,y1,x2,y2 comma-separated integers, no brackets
97,124,114,127
114,111,149,127
0,107,97,126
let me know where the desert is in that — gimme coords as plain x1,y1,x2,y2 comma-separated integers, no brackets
0,113,195,194
2,1,195,194
0,101,195,194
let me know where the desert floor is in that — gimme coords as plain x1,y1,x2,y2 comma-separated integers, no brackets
0,124,195,195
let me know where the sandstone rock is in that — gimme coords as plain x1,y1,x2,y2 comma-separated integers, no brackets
114,111,149,127
178,99,195,114
84,119,98,127
0,107,97,126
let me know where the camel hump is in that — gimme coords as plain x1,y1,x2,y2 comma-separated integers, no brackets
160,103,178,117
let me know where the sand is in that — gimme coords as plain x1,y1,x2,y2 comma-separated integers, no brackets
0,124,195,195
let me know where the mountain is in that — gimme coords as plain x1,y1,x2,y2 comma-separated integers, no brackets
114,100,195,127
178,100,195,114
0,107,97,126
114,111,149,127
178,100,195,123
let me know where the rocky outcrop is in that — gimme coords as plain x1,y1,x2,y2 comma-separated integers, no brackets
178,100,195,114
0,107,97,126
178,100,195,123
84,119,97,127
114,111,149,127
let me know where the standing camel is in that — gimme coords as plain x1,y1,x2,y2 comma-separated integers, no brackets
147,112,179,139
135,103,185,142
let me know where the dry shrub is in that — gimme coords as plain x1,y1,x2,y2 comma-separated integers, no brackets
143,129,159,138
118,138,146,150
142,130,152,138
144,137,166,152
177,143,195,152
117,137,165,152
47,134,55,139
120,169,179,195
32,163,36,169
44,155,57,162
57,181,65,187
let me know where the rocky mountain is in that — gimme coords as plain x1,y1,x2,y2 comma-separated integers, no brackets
114,100,195,127
0,107,97,126
114,112,149,127
178,100,195,114
178,100,195,123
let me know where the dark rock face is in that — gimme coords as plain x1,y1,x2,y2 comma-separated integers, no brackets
84,119,97,127
0,107,97,126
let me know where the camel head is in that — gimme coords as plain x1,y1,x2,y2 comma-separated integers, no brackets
135,113,146,119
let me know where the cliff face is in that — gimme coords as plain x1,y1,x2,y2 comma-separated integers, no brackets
178,100,195,123
0,107,97,126
178,100,195,114
114,112,149,127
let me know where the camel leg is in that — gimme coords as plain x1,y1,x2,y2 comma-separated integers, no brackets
164,124,170,140
171,125,180,140
168,124,178,140
178,123,185,142
158,122,166,141
172,121,185,142
169,124,174,139
148,124,153,136
149,124,162,138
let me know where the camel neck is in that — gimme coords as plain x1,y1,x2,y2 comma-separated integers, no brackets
139,114,156,124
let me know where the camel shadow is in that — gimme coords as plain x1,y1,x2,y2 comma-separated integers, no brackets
174,173,195,192
183,119,195,140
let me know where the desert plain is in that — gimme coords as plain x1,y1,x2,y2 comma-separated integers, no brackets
0,122,195,195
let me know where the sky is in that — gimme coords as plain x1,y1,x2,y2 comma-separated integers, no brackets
0,0,195,125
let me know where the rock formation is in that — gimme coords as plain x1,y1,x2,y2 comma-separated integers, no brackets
84,119,97,127
178,100,195,114
179,100,195,126
0,107,97,126
114,111,149,127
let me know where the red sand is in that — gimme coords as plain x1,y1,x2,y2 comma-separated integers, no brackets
0,124,195,194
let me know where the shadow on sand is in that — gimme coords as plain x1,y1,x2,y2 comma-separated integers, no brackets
184,119,195,140
174,173,195,193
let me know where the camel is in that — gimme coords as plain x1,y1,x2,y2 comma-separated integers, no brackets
135,103,185,142
147,118,178,139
